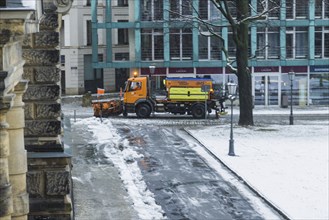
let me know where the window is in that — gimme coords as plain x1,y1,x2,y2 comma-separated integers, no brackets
118,0,128,7
315,0,329,18
227,28,251,59
268,0,280,18
199,34,209,59
170,28,192,60
141,29,152,60
286,27,308,59
86,0,91,6
170,0,192,19
315,0,323,17
117,20,129,45
181,0,192,16
154,29,164,60
199,0,208,20
154,0,163,20
115,53,129,61
118,29,129,45
257,0,280,19
286,30,293,58
281,73,308,105
211,34,222,60
309,73,329,105
268,27,280,58
295,0,308,18
227,0,236,18
141,0,163,21
315,27,322,58
295,27,308,58
198,27,222,60
60,55,65,66
141,29,164,61
315,27,329,58
286,0,308,19
228,29,236,59
209,1,221,20
257,28,266,58
86,20,92,46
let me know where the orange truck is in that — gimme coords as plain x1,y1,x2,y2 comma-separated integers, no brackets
92,76,227,119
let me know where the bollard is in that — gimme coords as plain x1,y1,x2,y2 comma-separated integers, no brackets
74,110,76,122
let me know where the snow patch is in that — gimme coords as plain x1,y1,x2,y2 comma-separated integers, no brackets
74,117,165,219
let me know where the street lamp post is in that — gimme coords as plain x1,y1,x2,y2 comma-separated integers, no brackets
149,65,155,115
227,82,237,156
149,65,155,97
288,71,295,125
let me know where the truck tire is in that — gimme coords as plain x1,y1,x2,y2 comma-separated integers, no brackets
136,103,151,118
191,104,205,119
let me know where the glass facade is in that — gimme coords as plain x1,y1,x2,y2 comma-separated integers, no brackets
91,0,329,106
309,72,329,105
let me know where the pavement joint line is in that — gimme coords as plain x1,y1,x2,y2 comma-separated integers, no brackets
183,128,291,220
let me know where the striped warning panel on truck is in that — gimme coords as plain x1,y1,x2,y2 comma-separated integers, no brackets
168,87,209,100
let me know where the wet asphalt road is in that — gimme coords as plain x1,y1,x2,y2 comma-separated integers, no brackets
113,120,265,220
64,116,139,220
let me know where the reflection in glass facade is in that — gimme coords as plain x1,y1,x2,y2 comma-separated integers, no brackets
310,74,329,105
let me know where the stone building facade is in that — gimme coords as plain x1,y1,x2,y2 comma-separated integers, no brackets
0,0,73,219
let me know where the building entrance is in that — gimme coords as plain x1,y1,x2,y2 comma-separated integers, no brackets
253,74,279,106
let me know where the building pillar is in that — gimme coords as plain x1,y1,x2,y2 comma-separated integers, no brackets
22,1,73,219
6,81,29,220
0,94,14,220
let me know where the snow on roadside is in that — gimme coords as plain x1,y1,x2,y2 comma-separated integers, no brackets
72,117,165,220
187,122,329,220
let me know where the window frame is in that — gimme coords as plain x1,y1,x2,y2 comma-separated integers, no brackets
286,27,309,59
141,0,163,21
86,20,92,46
169,28,193,61
117,20,129,45
117,0,128,7
286,0,309,19
141,29,164,61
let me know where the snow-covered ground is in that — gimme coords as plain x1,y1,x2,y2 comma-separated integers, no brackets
63,102,329,219
186,122,329,220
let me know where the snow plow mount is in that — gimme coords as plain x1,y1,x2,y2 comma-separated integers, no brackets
92,99,123,117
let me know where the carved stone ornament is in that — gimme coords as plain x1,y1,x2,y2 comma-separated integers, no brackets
53,0,73,14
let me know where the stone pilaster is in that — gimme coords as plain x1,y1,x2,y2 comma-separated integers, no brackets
22,0,73,219
23,11,63,152
0,92,14,220
6,81,29,220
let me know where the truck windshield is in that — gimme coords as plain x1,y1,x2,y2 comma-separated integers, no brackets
128,81,142,91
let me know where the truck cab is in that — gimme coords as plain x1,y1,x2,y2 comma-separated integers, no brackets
123,76,153,117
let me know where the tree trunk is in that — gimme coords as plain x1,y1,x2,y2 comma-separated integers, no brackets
236,0,254,126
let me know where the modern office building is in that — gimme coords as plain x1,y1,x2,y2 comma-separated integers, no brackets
61,0,328,106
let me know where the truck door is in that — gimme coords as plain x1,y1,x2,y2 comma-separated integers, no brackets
125,80,146,104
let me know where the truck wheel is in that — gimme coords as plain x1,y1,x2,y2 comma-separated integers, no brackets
136,104,151,118
192,104,205,119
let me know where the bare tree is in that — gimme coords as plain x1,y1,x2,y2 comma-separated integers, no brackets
169,0,280,126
